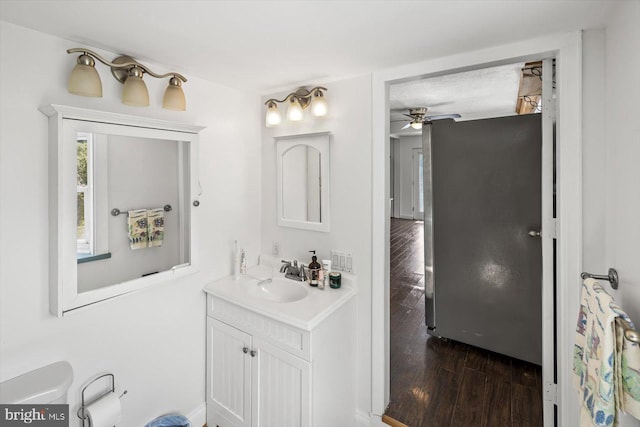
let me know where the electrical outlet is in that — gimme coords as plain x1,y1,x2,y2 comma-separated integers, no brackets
272,241,279,256
330,250,353,273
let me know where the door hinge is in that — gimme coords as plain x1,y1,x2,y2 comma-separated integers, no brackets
544,382,558,404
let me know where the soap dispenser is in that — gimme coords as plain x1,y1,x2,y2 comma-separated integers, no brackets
308,251,322,287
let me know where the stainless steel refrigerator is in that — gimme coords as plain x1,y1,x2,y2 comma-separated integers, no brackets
423,114,542,365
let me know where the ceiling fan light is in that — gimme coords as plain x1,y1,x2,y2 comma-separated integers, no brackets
311,90,328,117
68,54,103,97
287,96,304,121
266,101,282,127
121,67,149,107
162,76,186,111
410,120,423,130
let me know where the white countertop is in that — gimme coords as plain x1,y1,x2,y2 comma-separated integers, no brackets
203,263,357,331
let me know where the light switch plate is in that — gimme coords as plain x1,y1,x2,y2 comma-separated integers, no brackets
330,250,353,273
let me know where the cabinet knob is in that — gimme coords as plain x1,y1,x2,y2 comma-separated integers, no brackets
242,346,249,354
250,350,257,357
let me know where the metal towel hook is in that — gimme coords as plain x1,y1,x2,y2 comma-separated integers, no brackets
580,268,619,290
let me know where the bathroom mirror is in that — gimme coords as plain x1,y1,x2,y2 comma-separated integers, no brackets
276,132,330,232
41,105,203,317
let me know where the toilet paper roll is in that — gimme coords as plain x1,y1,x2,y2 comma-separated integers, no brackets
85,392,121,427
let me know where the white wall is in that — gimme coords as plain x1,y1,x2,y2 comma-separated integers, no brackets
582,3,640,425
602,4,640,425
392,135,422,219
582,29,607,273
0,21,261,426
260,75,373,420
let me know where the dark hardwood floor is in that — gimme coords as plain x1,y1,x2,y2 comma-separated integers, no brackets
385,218,543,427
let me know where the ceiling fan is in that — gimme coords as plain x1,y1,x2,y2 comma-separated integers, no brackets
394,107,461,130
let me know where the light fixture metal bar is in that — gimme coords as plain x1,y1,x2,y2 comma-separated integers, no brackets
264,86,327,106
67,48,187,82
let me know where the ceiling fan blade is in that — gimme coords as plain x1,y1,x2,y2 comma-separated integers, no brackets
401,122,412,130
425,114,461,121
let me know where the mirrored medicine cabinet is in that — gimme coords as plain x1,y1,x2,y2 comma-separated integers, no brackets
276,132,330,232
41,105,203,317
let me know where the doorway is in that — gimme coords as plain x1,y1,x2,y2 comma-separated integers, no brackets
378,55,555,425
385,115,546,426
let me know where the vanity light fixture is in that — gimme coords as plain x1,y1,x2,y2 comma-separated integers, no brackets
67,48,188,111
264,87,328,127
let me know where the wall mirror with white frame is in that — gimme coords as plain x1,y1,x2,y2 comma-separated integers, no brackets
276,132,330,232
41,105,203,317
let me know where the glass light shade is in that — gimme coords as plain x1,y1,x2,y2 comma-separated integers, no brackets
162,81,186,111
287,97,304,121
122,73,149,107
311,94,328,117
410,120,423,130
265,103,282,127
68,63,103,97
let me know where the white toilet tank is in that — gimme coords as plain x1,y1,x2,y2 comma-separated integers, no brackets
0,361,73,404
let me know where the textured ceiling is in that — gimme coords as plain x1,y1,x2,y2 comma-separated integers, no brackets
389,62,525,128
0,0,613,93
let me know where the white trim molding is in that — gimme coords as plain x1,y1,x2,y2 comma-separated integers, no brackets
186,402,207,427
356,409,375,427
371,31,583,426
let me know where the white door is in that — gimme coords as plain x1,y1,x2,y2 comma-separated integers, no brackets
251,337,311,427
412,148,424,220
207,318,252,427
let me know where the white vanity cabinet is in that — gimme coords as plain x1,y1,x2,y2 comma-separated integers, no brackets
205,291,355,427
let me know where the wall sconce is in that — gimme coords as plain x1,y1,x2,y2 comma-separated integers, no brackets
264,87,328,127
66,48,187,111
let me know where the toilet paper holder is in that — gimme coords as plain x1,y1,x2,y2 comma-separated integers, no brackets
77,373,127,426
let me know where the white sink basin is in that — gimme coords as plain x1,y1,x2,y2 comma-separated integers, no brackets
245,277,309,303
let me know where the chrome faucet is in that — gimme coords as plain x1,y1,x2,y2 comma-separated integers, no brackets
280,260,291,273
281,260,307,281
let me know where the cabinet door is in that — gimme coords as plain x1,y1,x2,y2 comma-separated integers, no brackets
251,337,311,427
207,318,252,427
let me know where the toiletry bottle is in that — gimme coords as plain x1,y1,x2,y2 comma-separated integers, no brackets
240,249,247,274
321,259,331,289
308,251,321,287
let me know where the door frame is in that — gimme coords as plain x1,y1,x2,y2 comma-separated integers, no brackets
371,32,583,426
411,148,424,220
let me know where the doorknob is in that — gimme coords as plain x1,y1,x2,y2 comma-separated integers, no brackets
242,346,249,354
250,350,257,357
528,230,541,237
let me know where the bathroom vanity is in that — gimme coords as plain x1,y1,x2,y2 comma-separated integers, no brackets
203,261,357,427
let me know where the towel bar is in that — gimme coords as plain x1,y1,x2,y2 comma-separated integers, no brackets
581,269,639,343
111,204,172,216
581,268,619,290
618,317,640,344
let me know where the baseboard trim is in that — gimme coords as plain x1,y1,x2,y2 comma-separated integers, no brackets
186,402,206,427
356,409,371,427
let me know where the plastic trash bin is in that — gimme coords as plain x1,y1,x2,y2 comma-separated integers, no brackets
144,414,192,427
